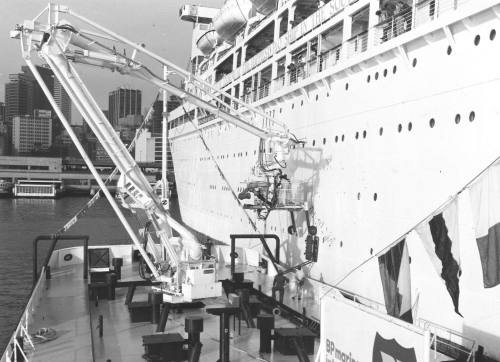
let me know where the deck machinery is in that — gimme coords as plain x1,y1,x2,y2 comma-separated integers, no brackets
10,3,304,302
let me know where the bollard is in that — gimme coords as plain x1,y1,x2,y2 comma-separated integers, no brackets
185,315,204,348
98,315,103,337
105,273,117,300
149,291,163,324
257,314,274,353
111,258,123,280
45,266,51,280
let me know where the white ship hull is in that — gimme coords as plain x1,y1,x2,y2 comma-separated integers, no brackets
170,0,500,358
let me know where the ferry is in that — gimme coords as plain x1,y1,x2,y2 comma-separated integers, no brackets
13,180,63,199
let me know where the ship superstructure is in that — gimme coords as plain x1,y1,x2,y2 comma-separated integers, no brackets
169,0,500,359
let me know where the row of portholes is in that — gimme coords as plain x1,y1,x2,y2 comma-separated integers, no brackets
367,65,398,83
298,110,476,147
446,29,497,55
357,192,378,201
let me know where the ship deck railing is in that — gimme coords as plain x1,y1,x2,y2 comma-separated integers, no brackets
417,318,477,361
213,0,473,96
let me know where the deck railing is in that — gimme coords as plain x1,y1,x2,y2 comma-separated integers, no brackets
213,0,471,98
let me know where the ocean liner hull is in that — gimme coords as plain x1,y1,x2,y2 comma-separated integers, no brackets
169,0,500,358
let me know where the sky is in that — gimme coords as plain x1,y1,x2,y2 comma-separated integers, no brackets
0,0,222,123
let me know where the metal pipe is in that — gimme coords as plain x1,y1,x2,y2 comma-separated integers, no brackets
24,59,160,278
65,8,285,129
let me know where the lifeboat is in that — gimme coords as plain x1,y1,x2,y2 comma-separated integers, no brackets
196,30,222,56
249,0,277,15
213,0,254,43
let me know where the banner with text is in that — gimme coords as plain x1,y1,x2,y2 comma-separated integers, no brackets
320,293,430,362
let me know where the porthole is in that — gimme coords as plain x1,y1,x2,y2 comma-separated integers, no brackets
340,241,343,247
447,45,452,55
398,124,402,132
301,100,304,106
412,58,417,67
373,193,378,201
490,29,496,41
429,118,435,128
292,103,295,109
279,108,282,113
408,122,412,131
375,72,379,80
455,114,461,124
362,130,367,138
392,65,397,74
326,92,330,97
379,127,384,136
315,94,319,101
341,134,345,142
322,137,326,145
345,83,349,90
469,111,475,122
335,135,339,143
64,253,73,261
367,75,371,83
357,192,361,200
312,139,316,146
370,248,373,255
355,131,359,139
383,69,388,77
302,142,305,148
474,35,481,46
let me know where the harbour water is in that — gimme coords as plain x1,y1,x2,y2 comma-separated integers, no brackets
0,196,160,351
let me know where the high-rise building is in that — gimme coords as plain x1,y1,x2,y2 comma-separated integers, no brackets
12,111,53,154
108,88,142,127
4,65,71,155
149,95,182,136
53,77,72,124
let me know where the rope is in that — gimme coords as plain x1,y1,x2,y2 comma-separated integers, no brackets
30,328,57,344
182,106,259,233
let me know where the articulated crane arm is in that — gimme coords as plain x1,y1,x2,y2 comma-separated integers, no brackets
11,3,300,299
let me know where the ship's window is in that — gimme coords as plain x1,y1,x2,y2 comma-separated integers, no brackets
474,35,481,46
303,142,305,148
327,92,330,97
355,131,359,139
398,124,402,132
323,137,326,145
408,122,412,131
280,108,282,113
373,193,378,201
447,46,452,55
469,111,475,122
412,58,417,67
292,103,295,109
316,94,319,101
455,114,461,124
301,100,304,106
393,65,397,74
342,134,345,142
254,150,257,155
379,127,383,136
357,192,361,200
340,241,343,247
246,151,248,156
429,118,435,128
345,83,349,90
490,29,496,41
367,75,371,83
312,140,316,146
335,135,339,143
370,248,373,255
383,69,388,77
362,130,367,138
375,72,379,80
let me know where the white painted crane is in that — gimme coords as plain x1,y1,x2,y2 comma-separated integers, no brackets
10,3,298,300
